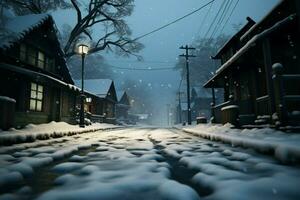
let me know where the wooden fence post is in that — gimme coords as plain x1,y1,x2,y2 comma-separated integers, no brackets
272,63,286,127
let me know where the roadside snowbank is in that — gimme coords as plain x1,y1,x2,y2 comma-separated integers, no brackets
179,124,300,163
1,128,300,199
0,122,121,145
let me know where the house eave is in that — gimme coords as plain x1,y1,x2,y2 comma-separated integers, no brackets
212,17,256,60
204,13,296,88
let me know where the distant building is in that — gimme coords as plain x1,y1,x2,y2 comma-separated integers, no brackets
191,87,212,121
0,14,79,129
116,91,131,123
204,0,300,128
74,79,118,124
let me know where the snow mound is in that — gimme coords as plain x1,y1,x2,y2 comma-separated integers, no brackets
158,180,200,200
0,121,120,145
181,124,300,163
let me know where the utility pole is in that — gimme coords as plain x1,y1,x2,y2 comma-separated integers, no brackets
179,45,195,125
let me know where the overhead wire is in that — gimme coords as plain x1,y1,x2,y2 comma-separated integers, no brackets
132,0,215,42
105,59,177,64
202,0,227,40
196,0,215,37
116,0,215,71
209,0,233,40
110,66,175,71
218,0,240,36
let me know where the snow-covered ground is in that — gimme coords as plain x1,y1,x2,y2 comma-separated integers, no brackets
0,128,299,200
0,122,120,145
180,124,300,163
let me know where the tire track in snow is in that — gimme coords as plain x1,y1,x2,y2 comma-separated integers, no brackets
147,129,213,198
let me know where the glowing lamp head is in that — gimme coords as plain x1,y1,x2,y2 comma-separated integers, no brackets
78,44,89,55
86,97,92,103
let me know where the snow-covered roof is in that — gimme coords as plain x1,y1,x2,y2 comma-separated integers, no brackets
116,91,125,102
74,79,113,98
0,14,51,50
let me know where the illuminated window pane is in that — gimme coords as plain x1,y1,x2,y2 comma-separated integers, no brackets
29,82,43,112
38,85,43,92
36,101,42,111
37,92,43,100
31,83,37,90
37,52,45,68
30,99,36,110
38,52,44,60
31,91,37,98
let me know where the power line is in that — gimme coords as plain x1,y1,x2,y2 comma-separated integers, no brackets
202,0,227,40
218,0,240,36
196,0,215,37
110,66,175,71
132,0,215,42
105,59,177,64
209,0,233,40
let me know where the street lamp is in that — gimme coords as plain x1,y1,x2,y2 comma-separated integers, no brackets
77,44,89,128
86,97,92,103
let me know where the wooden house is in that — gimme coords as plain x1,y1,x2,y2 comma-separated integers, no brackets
0,14,79,129
116,91,131,122
191,87,212,120
74,79,117,124
204,0,300,128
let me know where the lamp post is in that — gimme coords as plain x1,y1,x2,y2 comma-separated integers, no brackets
78,44,89,128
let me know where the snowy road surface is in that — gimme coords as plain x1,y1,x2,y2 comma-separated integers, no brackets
0,128,300,200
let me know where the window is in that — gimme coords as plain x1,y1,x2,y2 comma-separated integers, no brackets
27,47,36,66
30,83,43,111
19,44,48,69
37,51,45,68
20,44,26,61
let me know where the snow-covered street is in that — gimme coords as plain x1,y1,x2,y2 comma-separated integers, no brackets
1,127,300,200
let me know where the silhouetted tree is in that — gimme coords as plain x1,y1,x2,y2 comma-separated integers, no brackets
5,0,144,59
68,54,114,80
175,35,229,87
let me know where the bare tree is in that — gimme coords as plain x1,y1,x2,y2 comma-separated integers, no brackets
64,0,143,59
5,0,143,59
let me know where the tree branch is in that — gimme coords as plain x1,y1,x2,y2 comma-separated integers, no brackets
71,0,82,23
